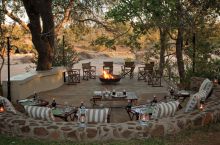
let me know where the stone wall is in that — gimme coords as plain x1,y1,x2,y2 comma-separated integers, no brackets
0,87,220,141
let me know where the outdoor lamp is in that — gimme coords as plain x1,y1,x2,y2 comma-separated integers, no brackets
0,102,5,113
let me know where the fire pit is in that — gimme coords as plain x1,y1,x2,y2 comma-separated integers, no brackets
99,71,121,83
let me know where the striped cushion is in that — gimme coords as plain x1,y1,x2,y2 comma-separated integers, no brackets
199,79,213,96
152,100,179,119
86,108,109,123
0,96,16,114
24,106,55,121
185,90,207,112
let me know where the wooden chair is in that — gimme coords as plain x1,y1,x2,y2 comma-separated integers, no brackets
103,61,113,74
82,62,96,80
137,63,154,84
152,70,162,87
67,69,80,84
121,62,135,79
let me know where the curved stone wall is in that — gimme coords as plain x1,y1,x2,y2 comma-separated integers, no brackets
0,91,220,141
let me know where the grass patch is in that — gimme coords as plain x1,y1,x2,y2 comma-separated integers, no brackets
1,123,220,145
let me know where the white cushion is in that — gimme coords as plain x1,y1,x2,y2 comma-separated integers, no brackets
24,106,55,121
152,100,179,119
185,90,207,112
86,108,109,123
0,96,16,114
199,78,213,97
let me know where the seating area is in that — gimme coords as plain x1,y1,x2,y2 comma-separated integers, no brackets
65,60,162,88
1,69,219,141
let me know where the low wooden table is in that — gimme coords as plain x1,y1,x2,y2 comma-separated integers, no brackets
91,91,138,107
128,104,154,121
51,105,78,121
17,98,49,107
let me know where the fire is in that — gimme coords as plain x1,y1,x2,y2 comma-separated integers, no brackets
103,71,114,79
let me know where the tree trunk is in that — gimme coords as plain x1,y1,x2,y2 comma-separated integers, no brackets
22,0,54,70
176,27,185,83
159,27,167,76
175,0,185,83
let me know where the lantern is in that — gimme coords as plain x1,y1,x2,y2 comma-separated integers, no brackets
139,109,149,125
213,78,218,85
198,98,205,111
0,102,5,113
79,106,86,127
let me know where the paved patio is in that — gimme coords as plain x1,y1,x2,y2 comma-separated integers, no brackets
39,74,169,123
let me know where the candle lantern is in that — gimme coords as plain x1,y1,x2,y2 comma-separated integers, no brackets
0,101,5,113
139,109,149,125
198,98,205,111
79,105,86,127
213,78,218,85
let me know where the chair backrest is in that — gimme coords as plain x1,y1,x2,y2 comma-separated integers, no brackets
124,61,135,67
199,78,213,97
0,96,17,114
184,90,207,112
24,105,55,121
86,108,110,123
82,62,91,69
152,100,179,119
103,62,113,67
144,63,154,74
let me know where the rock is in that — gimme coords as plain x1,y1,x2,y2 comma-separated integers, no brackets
177,120,184,129
193,115,203,126
20,126,30,133
103,127,110,132
11,120,25,125
151,125,164,137
203,113,213,125
67,131,78,140
122,130,132,138
47,126,59,130
34,127,49,136
113,129,120,138
61,126,72,131
50,131,60,140
86,128,97,138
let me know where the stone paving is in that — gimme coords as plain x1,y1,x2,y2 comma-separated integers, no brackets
39,74,169,123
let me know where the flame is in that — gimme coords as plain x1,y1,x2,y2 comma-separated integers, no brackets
103,71,114,79
199,104,204,111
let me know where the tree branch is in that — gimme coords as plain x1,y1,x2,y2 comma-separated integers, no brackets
2,0,29,32
55,0,74,34
77,18,115,32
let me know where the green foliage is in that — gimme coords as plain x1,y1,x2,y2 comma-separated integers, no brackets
52,39,78,68
91,36,115,49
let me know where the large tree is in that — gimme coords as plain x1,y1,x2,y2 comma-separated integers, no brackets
22,0,54,70
2,0,115,70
